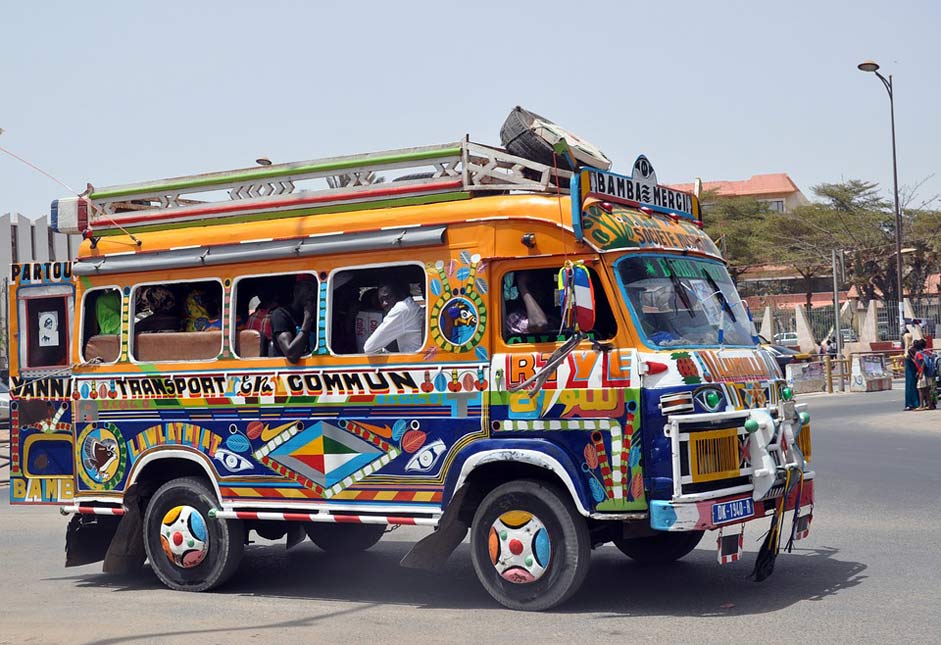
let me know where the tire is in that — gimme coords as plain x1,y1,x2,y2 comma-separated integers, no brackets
305,523,386,554
143,477,244,592
613,530,704,564
470,479,590,611
500,106,573,171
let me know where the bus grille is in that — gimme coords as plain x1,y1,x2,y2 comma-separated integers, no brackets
688,428,740,483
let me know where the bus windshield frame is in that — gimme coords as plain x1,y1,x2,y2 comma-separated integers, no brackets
613,254,756,350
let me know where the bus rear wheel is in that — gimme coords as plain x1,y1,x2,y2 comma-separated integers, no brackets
143,477,244,591
470,480,590,611
613,530,704,564
305,523,386,554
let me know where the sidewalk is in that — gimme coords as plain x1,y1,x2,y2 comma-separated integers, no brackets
798,381,941,433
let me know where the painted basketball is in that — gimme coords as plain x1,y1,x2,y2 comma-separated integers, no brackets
401,429,427,453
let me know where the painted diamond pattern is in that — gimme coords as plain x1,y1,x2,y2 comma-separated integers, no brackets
266,421,383,488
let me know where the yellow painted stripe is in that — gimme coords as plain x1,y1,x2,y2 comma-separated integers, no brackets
277,488,310,499
227,487,263,497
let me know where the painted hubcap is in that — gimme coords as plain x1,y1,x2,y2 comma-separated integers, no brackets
487,510,551,583
159,505,209,568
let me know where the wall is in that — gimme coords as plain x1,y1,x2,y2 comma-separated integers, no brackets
1,212,81,374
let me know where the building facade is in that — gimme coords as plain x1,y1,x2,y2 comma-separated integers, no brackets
1,212,81,374
670,173,810,213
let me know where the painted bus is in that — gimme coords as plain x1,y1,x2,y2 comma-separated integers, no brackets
7,126,814,610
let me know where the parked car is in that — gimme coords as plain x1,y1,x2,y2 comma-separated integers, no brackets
773,331,800,348
0,382,9,423
760,335,803,372
839,329,858,343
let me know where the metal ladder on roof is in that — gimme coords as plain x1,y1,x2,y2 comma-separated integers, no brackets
55,138,572,236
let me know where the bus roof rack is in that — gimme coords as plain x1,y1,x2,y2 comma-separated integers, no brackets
51,137,572,236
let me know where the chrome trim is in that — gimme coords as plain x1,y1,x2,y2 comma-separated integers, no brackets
73,225,447,275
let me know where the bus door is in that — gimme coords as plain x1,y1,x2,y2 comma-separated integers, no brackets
7,261,76,505
489,259,646,513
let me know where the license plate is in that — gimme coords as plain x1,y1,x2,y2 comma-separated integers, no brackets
712,498,754,525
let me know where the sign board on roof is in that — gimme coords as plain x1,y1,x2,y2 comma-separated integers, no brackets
575,155,699,222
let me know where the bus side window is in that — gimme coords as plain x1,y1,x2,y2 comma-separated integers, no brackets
501,266,617,344
82,287,122,363
130,280,223,362
330,264,426,355
231,273,315,359
18,291,72,369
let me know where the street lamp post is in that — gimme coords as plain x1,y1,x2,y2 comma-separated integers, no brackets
857,60,905,340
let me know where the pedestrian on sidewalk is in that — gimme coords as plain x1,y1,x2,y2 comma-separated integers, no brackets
912,339,931,410
913,339,936,410
903,326,919,411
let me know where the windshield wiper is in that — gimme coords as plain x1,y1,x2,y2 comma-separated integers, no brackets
702,268,736,323
665,261,695,318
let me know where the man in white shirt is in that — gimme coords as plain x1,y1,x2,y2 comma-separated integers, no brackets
363,283,424,354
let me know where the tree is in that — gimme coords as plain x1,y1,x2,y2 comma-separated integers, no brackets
756,202,831,312
700,193,773,282
903,177,941,303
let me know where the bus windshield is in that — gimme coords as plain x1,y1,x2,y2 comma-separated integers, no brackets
616,255,755,348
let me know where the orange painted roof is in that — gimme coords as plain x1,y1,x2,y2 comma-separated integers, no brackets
669,173,800,197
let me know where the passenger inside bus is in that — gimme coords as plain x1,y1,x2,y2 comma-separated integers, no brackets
362,281,424,354
330,265,426,355
82,288,122,362
183,287,221,331
353,288,383,353
503,269,559,341
244,292,278,353
135,286,181,332
94,290,121,336
502,267,617,344
270,275,318,362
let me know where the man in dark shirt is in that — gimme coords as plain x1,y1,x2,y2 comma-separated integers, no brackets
270,275,317,362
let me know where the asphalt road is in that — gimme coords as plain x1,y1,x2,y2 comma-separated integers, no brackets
1,388,939,644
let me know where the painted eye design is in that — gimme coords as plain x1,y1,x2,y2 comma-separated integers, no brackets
694,387,725,413
405,439,446,473
213,448,254,473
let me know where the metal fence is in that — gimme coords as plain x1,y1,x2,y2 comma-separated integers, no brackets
767,298,941,345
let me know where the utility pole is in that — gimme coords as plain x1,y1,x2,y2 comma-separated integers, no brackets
832,249,844,391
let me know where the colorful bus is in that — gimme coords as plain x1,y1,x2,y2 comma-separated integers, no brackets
7,125,814,610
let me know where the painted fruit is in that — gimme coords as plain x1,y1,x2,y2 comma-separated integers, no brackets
462,373,476,391
246,421,265,440
676,357,698,378
401,429,427,453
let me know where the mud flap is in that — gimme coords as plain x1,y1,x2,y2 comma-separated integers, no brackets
65,513,121,567
286,523,307,550
102,484,148,574
400,485,469,571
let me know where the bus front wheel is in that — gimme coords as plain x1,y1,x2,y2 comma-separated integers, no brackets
470,479,590,611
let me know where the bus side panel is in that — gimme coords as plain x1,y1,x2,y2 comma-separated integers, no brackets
8,261,77,505
485,349,647,515
71,367,490,511
9,396,75,504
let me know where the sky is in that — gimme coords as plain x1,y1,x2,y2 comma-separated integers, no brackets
1,0,939,219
